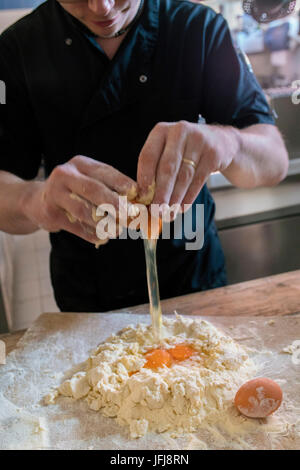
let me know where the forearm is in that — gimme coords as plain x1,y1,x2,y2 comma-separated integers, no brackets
0,170,40,234
221,124,289,189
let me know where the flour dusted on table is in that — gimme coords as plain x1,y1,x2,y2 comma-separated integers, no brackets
0,393,49,450
51,314,256,438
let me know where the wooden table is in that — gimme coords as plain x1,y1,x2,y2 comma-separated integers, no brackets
1,269,300,355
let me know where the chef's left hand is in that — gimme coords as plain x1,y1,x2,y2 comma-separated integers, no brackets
137,121,238,214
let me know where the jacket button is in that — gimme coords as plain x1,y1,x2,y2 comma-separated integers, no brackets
139,75,148,83
65,38,73,46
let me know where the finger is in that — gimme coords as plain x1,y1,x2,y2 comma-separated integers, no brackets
66,216,109,246
95,212,120,240
168,127,204,206
46,176,98,228
168,139,200,208
61,167,122,214
41,175,109,245
137,123,169,202
95,238,110,249
151,123,187,206
180,166,209,209
135,180,156,205
168,160,195,207
72,155,138,200
59,191,96,228
49,207,100,245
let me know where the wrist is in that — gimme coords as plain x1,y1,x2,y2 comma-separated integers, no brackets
18,180,43,230
216,125,243,176
208,124,242,169
225,126,242,164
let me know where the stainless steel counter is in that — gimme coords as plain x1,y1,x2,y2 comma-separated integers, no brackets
213,175,300,285
218,211,300,285
208,89,300,191
269,93,300,162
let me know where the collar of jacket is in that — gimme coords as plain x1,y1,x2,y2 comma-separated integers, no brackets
53,0,159,129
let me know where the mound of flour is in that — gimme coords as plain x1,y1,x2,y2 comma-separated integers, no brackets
49,314,256,438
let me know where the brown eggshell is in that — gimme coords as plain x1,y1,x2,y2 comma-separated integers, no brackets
234,377,283,418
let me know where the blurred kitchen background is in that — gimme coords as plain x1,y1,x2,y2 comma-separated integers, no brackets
0,0,300,332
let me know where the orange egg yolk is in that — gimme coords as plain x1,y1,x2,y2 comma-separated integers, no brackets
127,201,162,239
168,344,195,361
142,344,196,370
146,211,162,239
128,371,137,377
143,349,172,370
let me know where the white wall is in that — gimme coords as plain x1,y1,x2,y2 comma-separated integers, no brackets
12,231,58,332
0,8,31,34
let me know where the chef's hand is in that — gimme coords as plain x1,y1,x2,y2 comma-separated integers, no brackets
22,155,138,245
137,121,237,216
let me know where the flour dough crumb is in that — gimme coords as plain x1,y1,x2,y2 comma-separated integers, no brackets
44,390,59,405
55,314,256,438
281,341,300,355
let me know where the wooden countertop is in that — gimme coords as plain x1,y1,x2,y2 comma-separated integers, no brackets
1,269,300,355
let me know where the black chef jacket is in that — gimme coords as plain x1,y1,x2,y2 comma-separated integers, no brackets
0,0,275,312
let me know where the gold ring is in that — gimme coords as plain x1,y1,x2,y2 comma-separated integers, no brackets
182,158,197,169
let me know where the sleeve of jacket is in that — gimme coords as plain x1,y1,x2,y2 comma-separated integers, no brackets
202,13,275,129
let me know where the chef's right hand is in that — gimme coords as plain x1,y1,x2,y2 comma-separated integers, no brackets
22,155,138,245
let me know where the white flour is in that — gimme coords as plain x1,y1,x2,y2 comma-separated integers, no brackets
0,393,48,450
52,314,257,438
1,312,299,449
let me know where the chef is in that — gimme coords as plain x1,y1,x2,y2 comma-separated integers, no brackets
0,0,288,312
